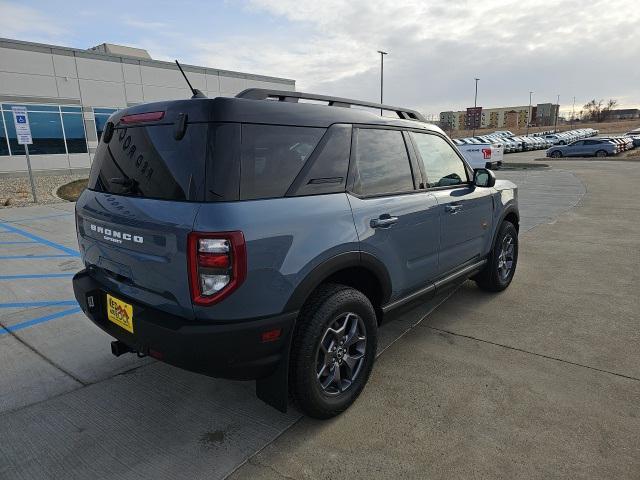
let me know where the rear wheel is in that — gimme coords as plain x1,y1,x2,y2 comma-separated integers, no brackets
290,284,377,419
475,221,518,292
550,150,562,158
595,149,607,157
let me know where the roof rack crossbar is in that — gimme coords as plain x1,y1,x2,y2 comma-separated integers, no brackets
236,88,426,122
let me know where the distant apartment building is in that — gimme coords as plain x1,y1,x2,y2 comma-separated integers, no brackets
535,103,560,126
441,103,558,130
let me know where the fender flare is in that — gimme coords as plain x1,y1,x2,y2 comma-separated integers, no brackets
284,251,392,312
492,204,519,249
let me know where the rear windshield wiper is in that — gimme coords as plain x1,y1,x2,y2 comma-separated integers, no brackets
109,177,139,194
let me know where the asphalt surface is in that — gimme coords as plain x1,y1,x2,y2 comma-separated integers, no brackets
2,159,637,479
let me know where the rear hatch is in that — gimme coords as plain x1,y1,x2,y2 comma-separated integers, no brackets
76,100,218,319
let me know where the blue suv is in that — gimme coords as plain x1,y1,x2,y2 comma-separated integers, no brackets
73,89,519,418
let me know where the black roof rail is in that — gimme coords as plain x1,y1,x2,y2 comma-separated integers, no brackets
236,88,426,122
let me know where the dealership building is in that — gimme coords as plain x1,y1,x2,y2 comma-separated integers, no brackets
0,37,295,174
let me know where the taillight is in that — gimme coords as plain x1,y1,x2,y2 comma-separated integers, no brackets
482,148,492,159
187,231,246,306
120,111,165,124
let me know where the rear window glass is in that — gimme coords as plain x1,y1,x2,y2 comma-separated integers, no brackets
353,128,415,196
240,124,325,200
88,124,207,201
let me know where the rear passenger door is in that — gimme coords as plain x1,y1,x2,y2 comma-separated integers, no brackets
409,131,494,277
348,127,440,299
568,140,585,156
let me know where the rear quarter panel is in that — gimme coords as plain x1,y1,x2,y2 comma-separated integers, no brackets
192,193,359,321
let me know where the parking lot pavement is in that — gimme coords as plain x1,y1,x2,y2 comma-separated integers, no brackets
2,162,627,480
230,160,640,480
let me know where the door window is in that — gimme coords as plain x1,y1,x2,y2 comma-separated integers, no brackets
353,128,415,196
410,132,468,188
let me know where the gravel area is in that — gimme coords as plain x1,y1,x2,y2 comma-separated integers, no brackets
0,173,87,208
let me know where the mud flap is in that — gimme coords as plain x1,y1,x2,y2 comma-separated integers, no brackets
255,328,294,413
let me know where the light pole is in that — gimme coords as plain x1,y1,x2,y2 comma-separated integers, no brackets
377,50,388,115
472,77,479,136
554,94,560,133
526,91,533,136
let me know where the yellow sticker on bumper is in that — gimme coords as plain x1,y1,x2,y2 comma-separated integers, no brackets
106,294,134,333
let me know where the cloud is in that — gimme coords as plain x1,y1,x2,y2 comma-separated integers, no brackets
0,1,68,43
192,0,640,114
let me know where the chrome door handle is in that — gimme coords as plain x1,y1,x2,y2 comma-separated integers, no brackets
370,216,399,228
445,204,462,214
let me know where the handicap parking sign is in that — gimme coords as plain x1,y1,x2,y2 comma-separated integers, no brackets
11,107,33,145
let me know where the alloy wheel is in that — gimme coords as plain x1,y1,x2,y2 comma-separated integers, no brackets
497,234,515,281
315,312,367,396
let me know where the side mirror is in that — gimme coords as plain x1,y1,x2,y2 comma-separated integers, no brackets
473,168,496,188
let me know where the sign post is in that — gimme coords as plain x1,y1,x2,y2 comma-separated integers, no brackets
11,106,37,203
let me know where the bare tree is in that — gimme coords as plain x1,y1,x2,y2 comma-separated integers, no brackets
601,99,618,121
582,98,618,122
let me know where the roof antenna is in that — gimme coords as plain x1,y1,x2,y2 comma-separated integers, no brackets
175,60,207,98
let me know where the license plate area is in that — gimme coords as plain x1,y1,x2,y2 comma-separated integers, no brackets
106,293,134,333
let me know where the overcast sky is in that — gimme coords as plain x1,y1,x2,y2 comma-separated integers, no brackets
2,0,639,117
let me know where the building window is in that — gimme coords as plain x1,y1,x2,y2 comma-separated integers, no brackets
93,108,117,141
0,104,88,156
62,111,88,153
0,113,9,156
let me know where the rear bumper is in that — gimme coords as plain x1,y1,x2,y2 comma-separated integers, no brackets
72,269,297,380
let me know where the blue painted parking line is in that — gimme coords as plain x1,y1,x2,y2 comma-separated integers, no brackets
0,273,76,280
0,254,75,259
0,241,38,245
0,306,82,335
0,221,80,257
0,300,77,308
0,212,74,224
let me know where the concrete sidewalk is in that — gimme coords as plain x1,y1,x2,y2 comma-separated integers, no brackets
0,165,607,480
231,161,640,480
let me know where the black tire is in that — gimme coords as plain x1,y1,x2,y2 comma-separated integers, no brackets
595,149,607,158
550,150,562,158
475,221,518,292
289,283,378,419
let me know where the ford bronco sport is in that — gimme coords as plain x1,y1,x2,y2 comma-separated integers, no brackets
73,88,519,419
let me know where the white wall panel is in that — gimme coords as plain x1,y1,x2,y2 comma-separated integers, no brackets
0,72,58,97
78,79,126,106
142,85,192,102
219,75,247,93
52,55,77,78
140,65,206,89
75,57,123,82
56,76,80,99
125,83,144,103
123,63,142,84
0,47,54,75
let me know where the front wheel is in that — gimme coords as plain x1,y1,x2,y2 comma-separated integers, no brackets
290,284,378,419
550,150,562,158
475,221,518,292
595,149,607,158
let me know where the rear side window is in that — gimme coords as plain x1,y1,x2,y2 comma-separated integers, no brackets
410,132,468,188
240,125,325,200
352,128,415,196
88,124,207,201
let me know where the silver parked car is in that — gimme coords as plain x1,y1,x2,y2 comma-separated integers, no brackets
547,139,617,158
